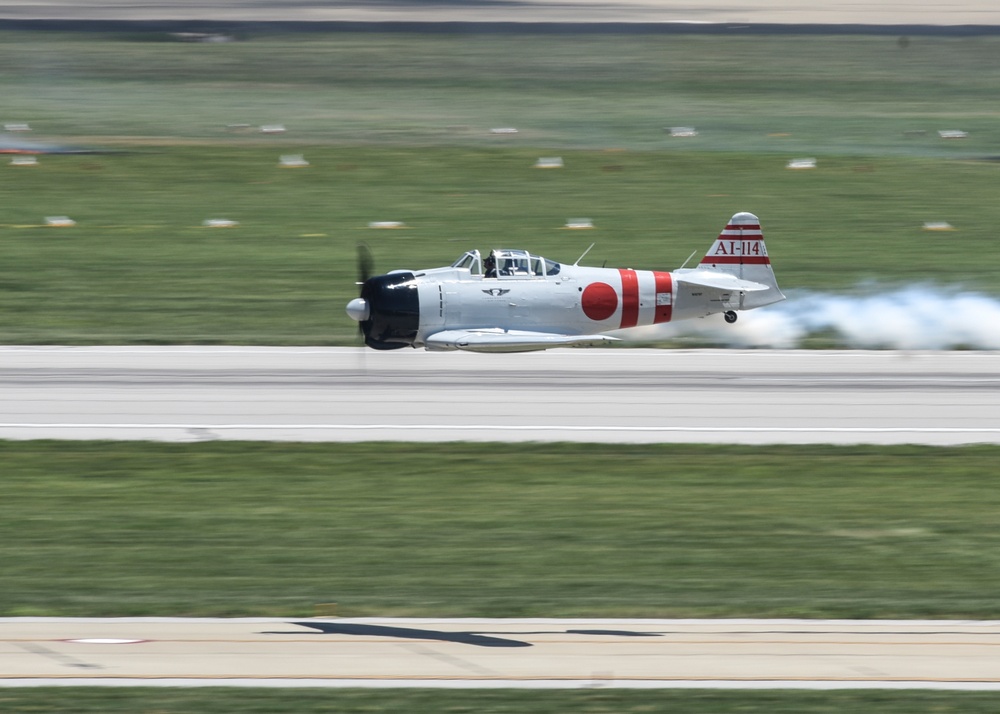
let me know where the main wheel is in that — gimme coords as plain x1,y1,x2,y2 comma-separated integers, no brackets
724,311,738,324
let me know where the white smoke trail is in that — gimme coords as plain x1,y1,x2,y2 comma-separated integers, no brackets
624,286,1000,350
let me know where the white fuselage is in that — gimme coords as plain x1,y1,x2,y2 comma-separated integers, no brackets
412,263,736,348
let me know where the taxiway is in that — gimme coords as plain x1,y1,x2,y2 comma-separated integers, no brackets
4,617,1000,690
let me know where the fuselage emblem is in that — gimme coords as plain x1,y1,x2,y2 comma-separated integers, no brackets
483,288,511,297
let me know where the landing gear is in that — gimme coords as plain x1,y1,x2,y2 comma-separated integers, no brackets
724,311,738,324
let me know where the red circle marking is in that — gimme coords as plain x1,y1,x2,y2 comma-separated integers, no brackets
581,282,618,321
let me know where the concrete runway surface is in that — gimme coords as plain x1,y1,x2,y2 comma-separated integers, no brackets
1,1,998,26
1,346,999,445
4,617,1000,690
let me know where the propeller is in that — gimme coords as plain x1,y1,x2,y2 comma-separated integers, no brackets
346,243,373,328
357,242,374,285
348,244,374,369
346,243,418,351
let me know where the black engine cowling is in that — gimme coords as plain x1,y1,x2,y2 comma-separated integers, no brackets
359,272,419,350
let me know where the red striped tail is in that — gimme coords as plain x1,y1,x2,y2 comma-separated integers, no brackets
700,212,770,267
695,211,784,309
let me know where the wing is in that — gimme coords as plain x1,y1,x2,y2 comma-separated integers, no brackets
425,329,621,353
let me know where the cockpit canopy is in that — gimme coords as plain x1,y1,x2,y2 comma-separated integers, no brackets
451,249,561,278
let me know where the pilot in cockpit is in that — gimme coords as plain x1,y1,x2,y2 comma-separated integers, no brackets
484,252,497,278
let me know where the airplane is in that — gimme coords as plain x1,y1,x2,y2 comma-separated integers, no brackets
345,211,785,353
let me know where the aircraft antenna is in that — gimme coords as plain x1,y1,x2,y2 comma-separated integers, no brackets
678,249,698,270
573,243,596,266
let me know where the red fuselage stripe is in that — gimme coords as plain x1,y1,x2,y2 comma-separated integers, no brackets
618,269,639,329
653,271,672,324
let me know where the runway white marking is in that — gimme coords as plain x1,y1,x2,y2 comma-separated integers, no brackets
4,424,1000,435
4,678,1000,690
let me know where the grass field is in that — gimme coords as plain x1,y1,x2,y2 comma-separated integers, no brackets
8,440,1000,708
2,31,1000,344
4,440,1000,619
5,31,1000,156
5,688,1000,714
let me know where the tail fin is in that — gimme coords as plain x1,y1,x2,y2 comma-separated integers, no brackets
698,212,784,309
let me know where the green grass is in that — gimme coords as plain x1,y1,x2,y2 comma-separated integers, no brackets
3,440,1000,619
3,147,1000,344
5,32,1000,156
5,688,1000,714
1,31,1000,344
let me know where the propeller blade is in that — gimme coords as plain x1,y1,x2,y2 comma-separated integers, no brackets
355,243,375,344
357,242,374,287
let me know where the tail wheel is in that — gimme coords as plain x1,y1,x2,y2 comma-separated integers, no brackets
724,311,738,324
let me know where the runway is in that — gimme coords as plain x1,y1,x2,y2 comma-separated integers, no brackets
0,346,998,445
4,617,1000,690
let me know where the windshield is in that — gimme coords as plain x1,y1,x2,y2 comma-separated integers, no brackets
450,250,481,274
